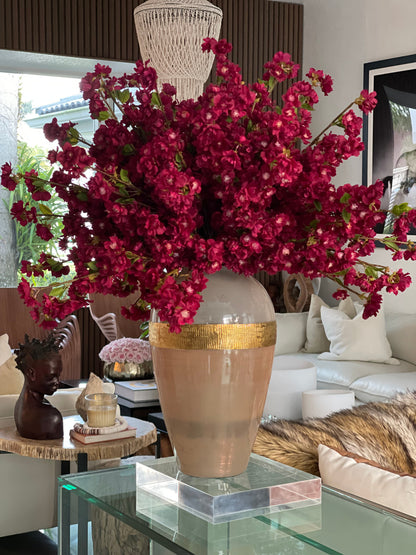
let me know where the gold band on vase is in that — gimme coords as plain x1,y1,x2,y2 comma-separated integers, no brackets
149,321,276,350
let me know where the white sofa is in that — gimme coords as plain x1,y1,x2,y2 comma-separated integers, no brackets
0,389,81,537
274,308,416,404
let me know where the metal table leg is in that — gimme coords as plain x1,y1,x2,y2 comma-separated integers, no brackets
58,484,71,555
77,453,89,553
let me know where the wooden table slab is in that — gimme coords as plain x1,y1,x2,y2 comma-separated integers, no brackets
0,415,157,462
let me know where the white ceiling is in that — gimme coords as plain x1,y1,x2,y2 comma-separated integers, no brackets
0,50,132,78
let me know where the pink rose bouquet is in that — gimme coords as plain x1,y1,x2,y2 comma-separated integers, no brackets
2,38,416,332
99,338,151,364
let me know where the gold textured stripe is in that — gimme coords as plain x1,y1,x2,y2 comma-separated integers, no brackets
149,321,276,350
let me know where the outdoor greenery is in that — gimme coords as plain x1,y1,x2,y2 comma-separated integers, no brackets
4,141,72,285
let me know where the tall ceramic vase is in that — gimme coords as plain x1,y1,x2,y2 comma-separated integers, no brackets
149,268,276,478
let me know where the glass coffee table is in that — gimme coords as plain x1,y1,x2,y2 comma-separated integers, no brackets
58,455,416,554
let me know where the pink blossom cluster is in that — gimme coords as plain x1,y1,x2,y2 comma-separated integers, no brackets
99,338,151,364
2,38,416,330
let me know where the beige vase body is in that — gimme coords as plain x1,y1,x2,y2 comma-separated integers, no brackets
149,268,276,478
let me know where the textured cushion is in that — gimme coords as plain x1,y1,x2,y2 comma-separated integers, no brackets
275,312,308,355
386,313,416,365
303,295,356,353
318,444,416,517
319,305,398,364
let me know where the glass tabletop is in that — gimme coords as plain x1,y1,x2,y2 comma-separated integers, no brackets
58,456,416,555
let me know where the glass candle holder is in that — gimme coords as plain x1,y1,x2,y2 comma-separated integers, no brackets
85,393,118,428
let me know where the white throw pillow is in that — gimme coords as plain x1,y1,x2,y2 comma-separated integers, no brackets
0,333,13,366
318,305,399,364
0,334,24,395
0,356,24,395
318,444,416,517
303,294,357,353
275,312,308,355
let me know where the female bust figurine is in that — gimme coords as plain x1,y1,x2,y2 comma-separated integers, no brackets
14,334,63,440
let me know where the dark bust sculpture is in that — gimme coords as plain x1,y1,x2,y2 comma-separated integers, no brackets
14,334,63,440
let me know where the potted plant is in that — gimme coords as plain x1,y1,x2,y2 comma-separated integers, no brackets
2,39,416,476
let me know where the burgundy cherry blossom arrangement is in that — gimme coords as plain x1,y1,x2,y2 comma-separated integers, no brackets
2,38,416,331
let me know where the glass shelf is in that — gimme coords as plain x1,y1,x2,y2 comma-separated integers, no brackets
58,454,416,554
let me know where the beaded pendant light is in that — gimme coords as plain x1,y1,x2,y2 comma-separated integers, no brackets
134,0,223,101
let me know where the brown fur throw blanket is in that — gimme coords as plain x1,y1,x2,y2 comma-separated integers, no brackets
253,391,416,476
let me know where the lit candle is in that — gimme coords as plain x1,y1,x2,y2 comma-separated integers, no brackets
85,393,118,428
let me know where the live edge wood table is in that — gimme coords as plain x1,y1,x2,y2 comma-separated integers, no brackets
0,415,157,552
0,415,157,473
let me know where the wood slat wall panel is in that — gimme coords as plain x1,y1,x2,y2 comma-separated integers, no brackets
0,1,302,70
208,0,303,103
0,0,302,377
75,308,107,379
0,0,140,60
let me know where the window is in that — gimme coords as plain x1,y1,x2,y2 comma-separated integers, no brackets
0,50,132,286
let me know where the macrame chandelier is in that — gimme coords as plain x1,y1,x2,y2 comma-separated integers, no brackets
134,0,223,101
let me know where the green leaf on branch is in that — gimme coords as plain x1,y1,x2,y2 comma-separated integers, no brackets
98,111,110,121
49,285,67,298
342,208,351,223
335,116,344,129
175,152,184,169
120,169,130,183
39,204,53,216
383,238,400,251
87,261,98,271
151,92,162,107
340,193,351,204
314,200,322,212
391,203,412,217
115,89,131,103
122,144,135,156
365,266,378,279
76,190,88,202
67,127,80,145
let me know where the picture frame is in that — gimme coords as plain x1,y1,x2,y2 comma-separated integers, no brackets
362,53,416,238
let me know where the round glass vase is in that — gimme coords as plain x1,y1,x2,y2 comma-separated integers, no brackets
149,267,276,478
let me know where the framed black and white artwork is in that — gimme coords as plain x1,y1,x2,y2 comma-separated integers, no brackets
363,53,416,236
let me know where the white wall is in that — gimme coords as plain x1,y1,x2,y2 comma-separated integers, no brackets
302,0,416,311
